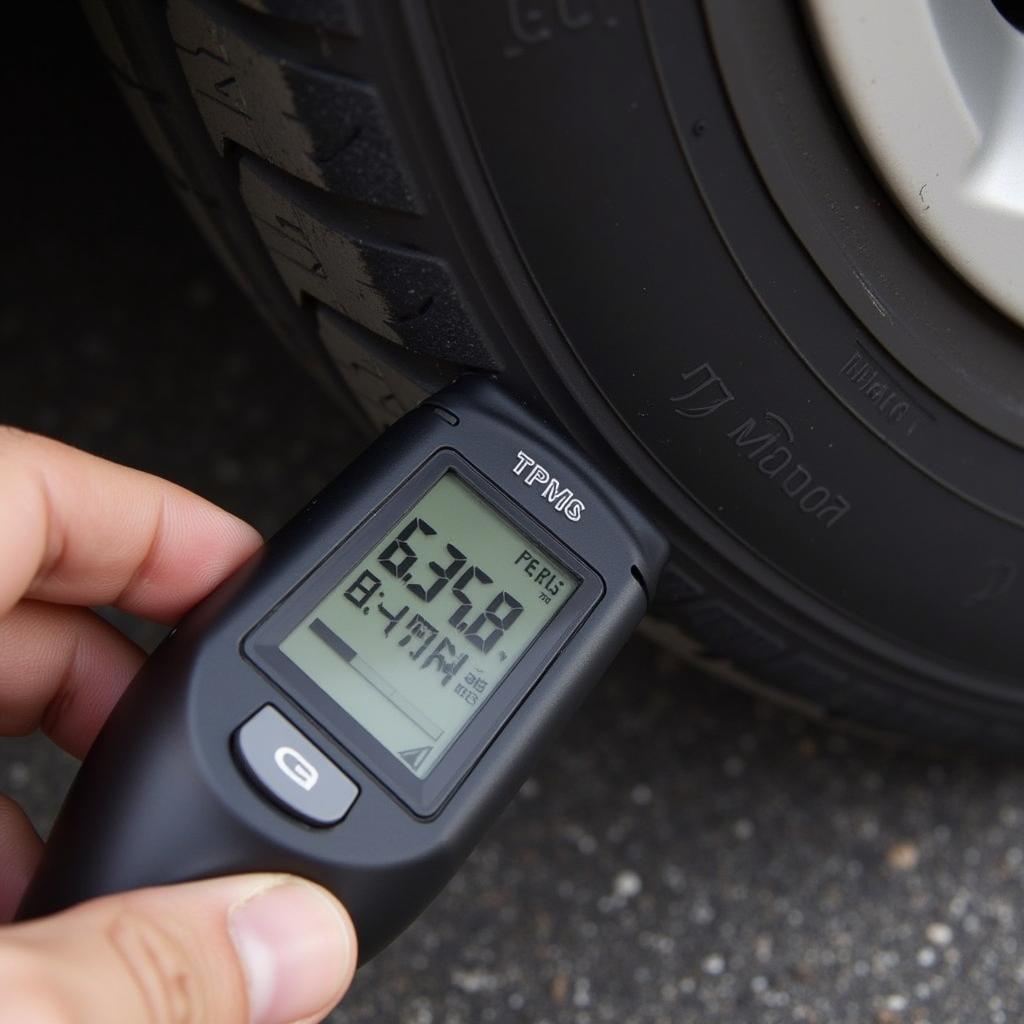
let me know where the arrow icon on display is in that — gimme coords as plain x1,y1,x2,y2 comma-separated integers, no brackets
399,746,432,770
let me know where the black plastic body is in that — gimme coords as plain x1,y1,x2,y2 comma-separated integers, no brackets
244,448,606,819
18,376,667,961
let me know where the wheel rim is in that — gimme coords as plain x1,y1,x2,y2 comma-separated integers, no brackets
806,0,1024,330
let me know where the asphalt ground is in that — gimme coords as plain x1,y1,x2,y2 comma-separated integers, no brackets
3,12,1024,1024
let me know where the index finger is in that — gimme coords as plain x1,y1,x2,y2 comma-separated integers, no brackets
0,428,262,623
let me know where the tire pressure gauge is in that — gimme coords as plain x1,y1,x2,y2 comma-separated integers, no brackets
18,376,667,960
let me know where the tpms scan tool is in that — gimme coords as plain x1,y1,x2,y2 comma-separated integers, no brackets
18,376,668,960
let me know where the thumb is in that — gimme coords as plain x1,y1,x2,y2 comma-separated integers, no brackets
0,874,357,1024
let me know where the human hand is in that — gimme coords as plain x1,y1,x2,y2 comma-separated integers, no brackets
0,428,357,1023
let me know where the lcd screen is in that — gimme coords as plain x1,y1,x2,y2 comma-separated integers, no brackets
279,472,580,778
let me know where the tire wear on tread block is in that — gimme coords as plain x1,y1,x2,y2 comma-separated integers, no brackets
239,156,494,368
169,0,420,213
316,306,426,431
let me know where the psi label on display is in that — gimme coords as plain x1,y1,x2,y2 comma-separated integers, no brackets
279,472,580,778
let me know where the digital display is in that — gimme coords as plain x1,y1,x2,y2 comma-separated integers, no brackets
279,472,580,779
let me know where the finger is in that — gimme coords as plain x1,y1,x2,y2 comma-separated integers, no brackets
0,796,42,922
0,427,262,624
0,601,145,756
0,875,357,1024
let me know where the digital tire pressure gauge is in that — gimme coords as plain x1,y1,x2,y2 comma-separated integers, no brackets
18,377,667,960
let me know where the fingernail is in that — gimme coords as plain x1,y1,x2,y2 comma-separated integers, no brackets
229,880,356,1024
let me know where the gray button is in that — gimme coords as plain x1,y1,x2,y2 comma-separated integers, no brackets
235,706,358,826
